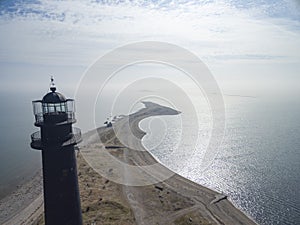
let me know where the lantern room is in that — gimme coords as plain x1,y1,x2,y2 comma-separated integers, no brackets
32,78,76,126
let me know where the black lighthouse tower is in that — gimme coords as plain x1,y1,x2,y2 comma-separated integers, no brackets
31,78,83,225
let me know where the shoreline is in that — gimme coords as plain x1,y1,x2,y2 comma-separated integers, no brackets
0,163,41,201
80,101,256,224
1,101,256,224
0,170,43,224
137,112,255,222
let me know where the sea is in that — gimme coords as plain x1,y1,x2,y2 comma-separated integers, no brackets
0,90,41,199
0,89,299,225
140,95,300,225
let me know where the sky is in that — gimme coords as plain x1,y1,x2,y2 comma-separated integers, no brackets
0,0,300,99
0,1,299,220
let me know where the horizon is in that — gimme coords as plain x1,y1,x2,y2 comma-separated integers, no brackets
0,0,299,96
0,1,300,225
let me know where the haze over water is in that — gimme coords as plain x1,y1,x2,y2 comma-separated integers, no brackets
0,90,41,199
1,0,300,224
0,85,299,225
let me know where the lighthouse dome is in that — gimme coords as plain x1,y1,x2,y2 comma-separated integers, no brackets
42,91,66,103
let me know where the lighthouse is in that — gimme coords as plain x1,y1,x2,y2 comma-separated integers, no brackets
30,78,83,225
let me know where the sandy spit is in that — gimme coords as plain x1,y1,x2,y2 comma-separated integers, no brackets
1,101,257,225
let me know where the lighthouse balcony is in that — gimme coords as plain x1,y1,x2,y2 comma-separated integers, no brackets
30,127,82,150
30,131,42,150
62,127,82,147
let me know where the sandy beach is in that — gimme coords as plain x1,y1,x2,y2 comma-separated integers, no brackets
0,171,43,225
1,101,256,225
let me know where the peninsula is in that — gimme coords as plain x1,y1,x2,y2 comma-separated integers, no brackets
1,101,256,225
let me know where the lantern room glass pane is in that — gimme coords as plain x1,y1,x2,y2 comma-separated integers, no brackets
48,104,55,113
32,101,42,115
54,104,59,112
61,104,66,112
42,102,67,114
66,100,75,112
43,105,48,113
57,102,67,112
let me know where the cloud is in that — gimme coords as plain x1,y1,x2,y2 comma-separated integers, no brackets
0,0,299,84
